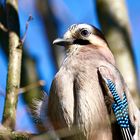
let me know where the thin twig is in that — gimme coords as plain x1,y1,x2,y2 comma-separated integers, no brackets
18,80,45,94
20,15,33,44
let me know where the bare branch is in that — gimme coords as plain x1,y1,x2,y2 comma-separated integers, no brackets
0,1,45,133
18,80,45,94
2,0,22,129
21,15,33,44
36,0,65,68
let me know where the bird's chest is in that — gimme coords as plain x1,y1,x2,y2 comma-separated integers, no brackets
72,66,112,139
63,56,113,139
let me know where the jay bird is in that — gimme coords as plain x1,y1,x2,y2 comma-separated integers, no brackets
37,24,140,140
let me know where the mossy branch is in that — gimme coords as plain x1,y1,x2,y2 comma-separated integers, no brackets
0,130,32,140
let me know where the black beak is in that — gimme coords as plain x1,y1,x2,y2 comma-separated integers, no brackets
53,38,74,46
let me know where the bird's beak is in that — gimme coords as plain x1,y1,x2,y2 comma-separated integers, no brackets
53,38,74,46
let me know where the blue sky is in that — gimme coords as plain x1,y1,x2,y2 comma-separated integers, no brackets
0,0,140,132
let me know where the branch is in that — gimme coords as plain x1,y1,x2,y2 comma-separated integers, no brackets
0,130,32,140
20,15,33,44
2,0,22,129
0,2,45,132
36,0,65,68
18,80,45,94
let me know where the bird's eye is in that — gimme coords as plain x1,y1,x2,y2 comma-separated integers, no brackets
80,29,90,37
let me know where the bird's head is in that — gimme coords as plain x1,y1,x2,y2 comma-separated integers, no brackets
53,23,108,50
53,23,115,64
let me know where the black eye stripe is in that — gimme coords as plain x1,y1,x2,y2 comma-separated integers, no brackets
73,39,90,45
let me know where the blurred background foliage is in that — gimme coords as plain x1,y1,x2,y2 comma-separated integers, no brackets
0,0,140,134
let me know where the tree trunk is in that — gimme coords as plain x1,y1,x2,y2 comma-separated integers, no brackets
36,0,65,68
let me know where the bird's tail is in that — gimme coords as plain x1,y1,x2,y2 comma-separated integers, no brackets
31,91,48,125
31,91,60,139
